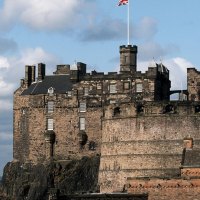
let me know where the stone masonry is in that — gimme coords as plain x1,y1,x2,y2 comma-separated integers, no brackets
13,44,200,199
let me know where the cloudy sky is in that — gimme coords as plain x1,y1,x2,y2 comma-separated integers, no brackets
0,0,200,174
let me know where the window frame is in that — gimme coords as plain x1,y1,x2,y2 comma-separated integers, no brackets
47,118,54,130
109,84,117,94
79,102,86,112
79,117,85,130
84,87,89,96
136,83,143,93
123,82,130,90
47,101,54,113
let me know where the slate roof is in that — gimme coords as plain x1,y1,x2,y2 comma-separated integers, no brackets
182,148,200,167
21,75,73,95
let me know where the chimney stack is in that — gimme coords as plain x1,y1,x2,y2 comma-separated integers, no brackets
25,65,35,87
38,63,46,81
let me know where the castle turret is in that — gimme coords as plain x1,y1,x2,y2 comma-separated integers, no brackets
120,45,137,74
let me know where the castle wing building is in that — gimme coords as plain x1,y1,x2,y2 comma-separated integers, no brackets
13,45,200,200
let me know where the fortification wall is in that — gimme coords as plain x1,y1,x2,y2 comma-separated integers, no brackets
127,178,200,200
99,102,200,193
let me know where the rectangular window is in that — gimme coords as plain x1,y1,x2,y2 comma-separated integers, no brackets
79,102,86,112
47,119,53,130
97,83,102,90
79,117,85,130
67,91,72,97
84,87,89,96
110,84,117,94
47,101,54,113
124,82,130,90
136,83,143,93
110,100,116,104
124,56,128,64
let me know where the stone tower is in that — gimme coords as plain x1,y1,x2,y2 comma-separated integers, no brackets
120,45,137,73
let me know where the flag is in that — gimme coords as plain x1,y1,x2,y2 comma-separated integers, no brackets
118,0,128,6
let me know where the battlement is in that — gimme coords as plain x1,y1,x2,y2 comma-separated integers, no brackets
104,101,200,119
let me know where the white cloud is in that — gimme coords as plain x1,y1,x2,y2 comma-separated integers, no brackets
0,0,93,31
138,57,195,90
19,47,60,67
0,46,61,93
164,57,194,90
0,79,15,97
0,56,10,69
0,47,61,88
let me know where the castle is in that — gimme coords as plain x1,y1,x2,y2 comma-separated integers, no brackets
13,45,200,199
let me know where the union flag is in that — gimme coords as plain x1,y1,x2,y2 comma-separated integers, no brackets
118,0,128,6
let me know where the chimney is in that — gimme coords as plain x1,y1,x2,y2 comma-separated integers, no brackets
120,45,137,74
25,65,36,87
38,63,46,81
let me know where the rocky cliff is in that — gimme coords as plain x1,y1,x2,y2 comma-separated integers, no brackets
0,156,100,200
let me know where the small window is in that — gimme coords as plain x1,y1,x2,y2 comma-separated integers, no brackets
164,104,174,113
47,101,54,113
124,56,128,64
79,102,86,112
97,83,102,90
79,117,85,130
113,107,120,116
110,84,117,94
67,91,72,97
137,104,144,113
48,87,54,95
89,141,96,150
22,109,26,115
136,83,143,93
84,87,89,96
110,100,116,104
195,105,200,113
47,119,53,130
124,82,130,90
183,138,193,149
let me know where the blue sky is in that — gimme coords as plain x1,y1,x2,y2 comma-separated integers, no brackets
0,0,200,174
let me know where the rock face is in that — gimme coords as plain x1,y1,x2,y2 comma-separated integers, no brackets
0,156,100,200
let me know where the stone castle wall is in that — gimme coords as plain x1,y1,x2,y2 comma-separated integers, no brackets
99,102,200,193
188,68,200,101
13,91,103,163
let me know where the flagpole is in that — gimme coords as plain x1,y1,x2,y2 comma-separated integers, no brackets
127,0,130,45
